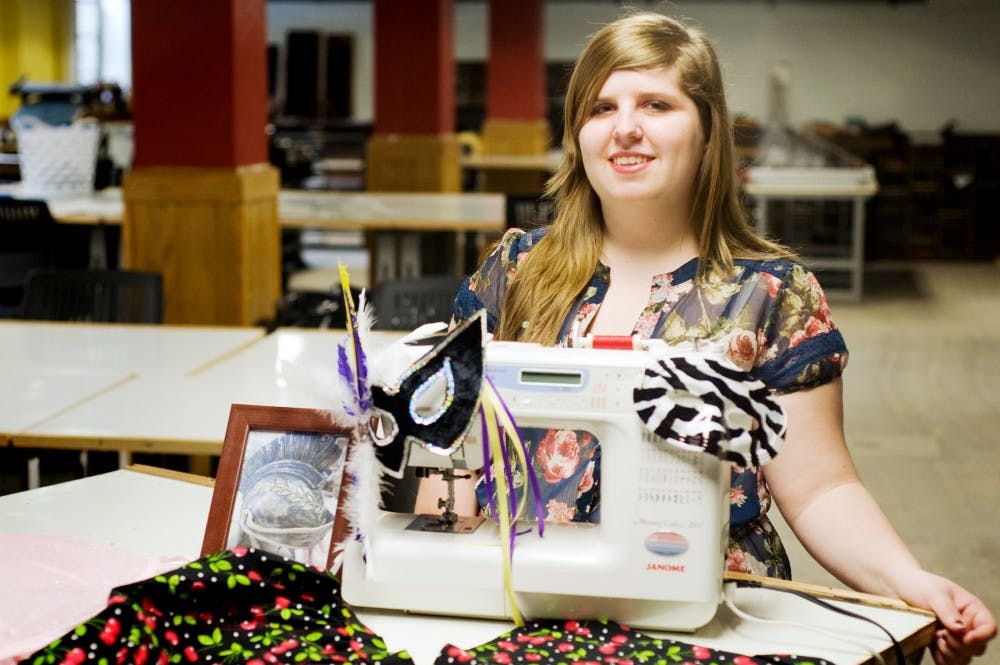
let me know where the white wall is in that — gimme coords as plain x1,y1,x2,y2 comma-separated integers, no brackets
267,0,1000,133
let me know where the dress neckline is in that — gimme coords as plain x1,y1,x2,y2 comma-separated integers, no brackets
594,255,700,286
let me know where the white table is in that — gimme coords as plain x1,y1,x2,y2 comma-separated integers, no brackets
0,320,264,375
460,150,562,173
277,190,504,233
0,368,131,436
3,186,506,231
0,468,935,665
743,166,879,301
280,190,504,280
2,186,506,281
10,328,402,457
0,322,267,484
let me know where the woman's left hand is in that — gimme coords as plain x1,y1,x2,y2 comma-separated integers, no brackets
899,571,996,665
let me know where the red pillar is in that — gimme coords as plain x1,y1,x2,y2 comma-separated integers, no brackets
373,0,454,135
486,0,544,122
123,0,280,325
480,0,549,192
367,0,460,191
130,0,269,167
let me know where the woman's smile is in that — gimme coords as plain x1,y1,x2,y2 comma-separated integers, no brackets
609,151,654,171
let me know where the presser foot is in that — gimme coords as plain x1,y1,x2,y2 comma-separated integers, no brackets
405,513,484,534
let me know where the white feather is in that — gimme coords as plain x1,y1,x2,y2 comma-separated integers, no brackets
338,428,386,576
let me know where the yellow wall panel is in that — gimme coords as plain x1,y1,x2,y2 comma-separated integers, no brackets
0,0,73,121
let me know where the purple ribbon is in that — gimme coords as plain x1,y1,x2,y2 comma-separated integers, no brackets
479,376,545,562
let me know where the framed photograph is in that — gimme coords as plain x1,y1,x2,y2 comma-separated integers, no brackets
202,404,355,571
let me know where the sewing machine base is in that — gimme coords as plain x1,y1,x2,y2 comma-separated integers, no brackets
406,513,484,534
341,508,722,632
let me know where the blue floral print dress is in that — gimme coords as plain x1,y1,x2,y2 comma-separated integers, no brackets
454,227,849,579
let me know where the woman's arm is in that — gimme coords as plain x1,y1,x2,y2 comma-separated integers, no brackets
765,378,995,664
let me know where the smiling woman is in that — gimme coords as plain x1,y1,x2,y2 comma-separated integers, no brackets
437,10,997,664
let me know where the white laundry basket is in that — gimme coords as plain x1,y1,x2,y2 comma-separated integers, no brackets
12,116,101,199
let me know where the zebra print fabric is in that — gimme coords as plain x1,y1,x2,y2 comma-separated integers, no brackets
633,353,786,467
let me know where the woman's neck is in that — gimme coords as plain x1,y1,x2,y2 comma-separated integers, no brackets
600,200,699,275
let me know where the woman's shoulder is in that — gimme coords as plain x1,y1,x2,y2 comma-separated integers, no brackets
730,258,828,299
733,257,807,281
501,226,549,253
459,226,551,328
480,226,548,271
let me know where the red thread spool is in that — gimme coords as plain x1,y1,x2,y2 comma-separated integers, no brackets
590,335,636,350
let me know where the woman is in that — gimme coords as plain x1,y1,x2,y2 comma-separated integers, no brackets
419,11,995,663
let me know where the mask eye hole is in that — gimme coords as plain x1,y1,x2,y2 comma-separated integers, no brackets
408,357,455,426
369,411,398,447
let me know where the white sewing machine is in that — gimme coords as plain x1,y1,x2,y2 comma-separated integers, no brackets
341,339,729,631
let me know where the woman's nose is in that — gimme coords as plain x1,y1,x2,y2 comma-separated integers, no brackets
612,112,643,143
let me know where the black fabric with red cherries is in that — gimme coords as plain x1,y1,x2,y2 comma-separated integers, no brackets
434,618,832,665
26,549,830,665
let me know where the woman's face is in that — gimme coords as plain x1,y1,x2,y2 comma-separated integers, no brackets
578,66,705,210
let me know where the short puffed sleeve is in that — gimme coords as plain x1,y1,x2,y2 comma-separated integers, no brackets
453,227,545,332
755,263,849,394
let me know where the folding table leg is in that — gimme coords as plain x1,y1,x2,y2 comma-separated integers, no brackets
375,234,398,282
27,456,40,490
399,233,422,278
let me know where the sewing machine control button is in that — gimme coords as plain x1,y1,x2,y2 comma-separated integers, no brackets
644,531,689,556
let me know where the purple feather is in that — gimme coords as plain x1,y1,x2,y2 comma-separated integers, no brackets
341,288,371,414
337,343,358,417
352,325,371,412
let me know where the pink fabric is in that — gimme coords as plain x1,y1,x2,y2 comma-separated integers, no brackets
0,533,186,664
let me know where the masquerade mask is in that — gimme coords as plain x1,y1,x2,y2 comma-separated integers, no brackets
634,353,785,467
368,311,486,478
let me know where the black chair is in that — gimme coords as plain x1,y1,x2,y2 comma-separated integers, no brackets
0,198,57,315
19,268,164,323
370,274,464,513
369,275,465,331
505,192,556,229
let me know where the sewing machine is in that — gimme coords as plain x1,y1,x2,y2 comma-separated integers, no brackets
341,339,730,631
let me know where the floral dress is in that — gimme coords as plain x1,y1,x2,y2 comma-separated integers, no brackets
454,227,849,579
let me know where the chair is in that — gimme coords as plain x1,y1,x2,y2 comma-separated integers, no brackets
369,276,464,512
0,198,57,314
19,268,164,323
369,275,465,331
505,192,556,229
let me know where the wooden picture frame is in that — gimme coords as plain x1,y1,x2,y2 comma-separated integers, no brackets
202,404,355,571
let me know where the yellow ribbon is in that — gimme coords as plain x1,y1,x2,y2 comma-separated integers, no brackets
479,378,536,626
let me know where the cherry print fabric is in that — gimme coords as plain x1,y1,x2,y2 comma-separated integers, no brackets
23,548,412,665
434,618,831,665
24,552,831,665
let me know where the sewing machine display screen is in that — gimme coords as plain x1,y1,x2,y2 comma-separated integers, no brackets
519,370,583,386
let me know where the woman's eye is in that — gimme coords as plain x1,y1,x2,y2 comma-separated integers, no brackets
646,100,670,112
590,103,614,115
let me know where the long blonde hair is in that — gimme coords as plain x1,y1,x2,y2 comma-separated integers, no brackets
496,12,792,343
